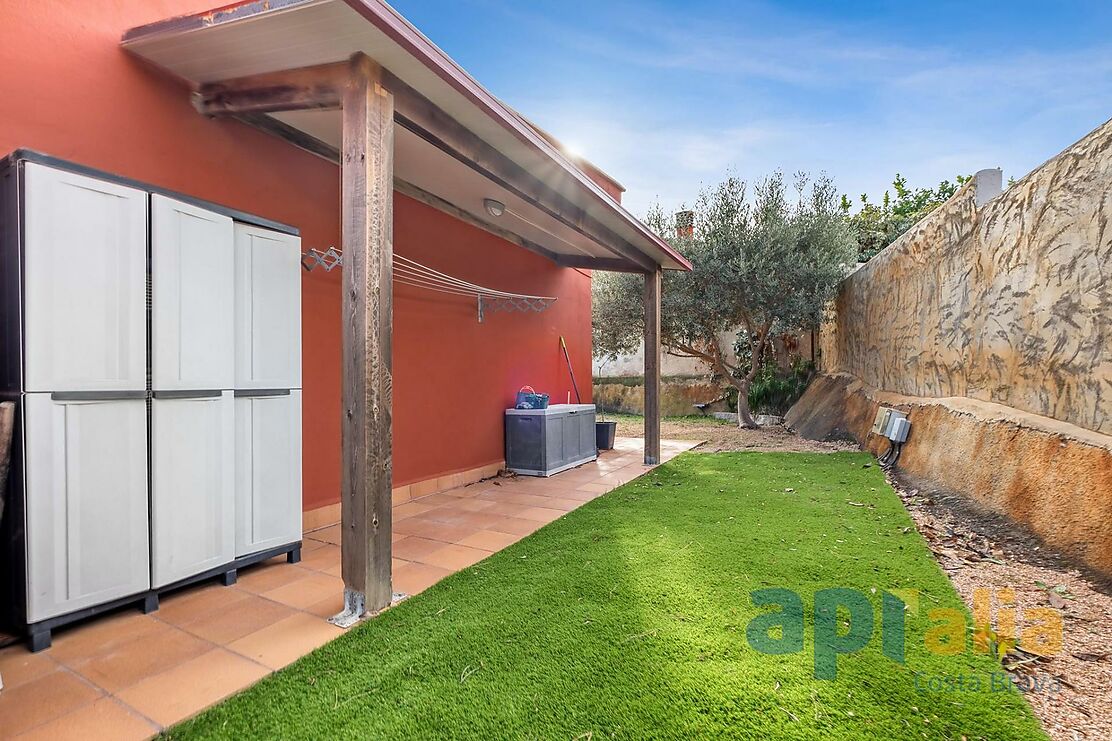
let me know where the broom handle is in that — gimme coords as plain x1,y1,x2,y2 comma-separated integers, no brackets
559,337,582,404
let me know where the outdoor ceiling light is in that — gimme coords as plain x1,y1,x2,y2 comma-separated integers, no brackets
483,198,506,218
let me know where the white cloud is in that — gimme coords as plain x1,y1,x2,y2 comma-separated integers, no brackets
480,0,1112,216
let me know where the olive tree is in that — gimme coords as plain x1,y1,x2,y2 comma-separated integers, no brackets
593,172,856,427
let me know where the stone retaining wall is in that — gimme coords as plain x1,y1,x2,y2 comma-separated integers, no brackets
791,119,1112,576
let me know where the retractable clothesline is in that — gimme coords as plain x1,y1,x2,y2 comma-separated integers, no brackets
301,247,556,322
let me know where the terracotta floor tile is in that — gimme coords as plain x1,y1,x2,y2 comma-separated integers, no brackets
471,489,519,504
299,543,341,572
116,648,269,728
180,593,297,645
407,492,463,507
452,498,499,513
575,483,613,494
496,493,557,508
439,486,482,498
0,644,57,690
461,483,504,496
486,516,544,537
546,471,599,484
14,697,157,741
392,518,478,544
304,591,348,620
392,501,439,520
299,537,330,553
479,501,532,518
261,571,345,611
226,613,344,670
65,623,211,693
422,509,507,531
234,559,308,594
516,507,567,524
305,523,341,545
0,669,101,737
392,562,454,596
154,582,251,628
416,543,492,571
455,529,522,551
543,497,589,511
48,611,164,666
415,505,474,525
393,536,451,562
559,489,605,502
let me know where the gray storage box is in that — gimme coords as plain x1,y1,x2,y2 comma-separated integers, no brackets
505,403,597,476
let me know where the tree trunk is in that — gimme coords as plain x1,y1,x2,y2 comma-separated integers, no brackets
735,386,758,428
721,377,758,428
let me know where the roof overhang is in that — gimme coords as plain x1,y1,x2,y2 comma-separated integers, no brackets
121,0,690,272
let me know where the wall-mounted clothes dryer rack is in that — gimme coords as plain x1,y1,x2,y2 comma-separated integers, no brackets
302,248,556,323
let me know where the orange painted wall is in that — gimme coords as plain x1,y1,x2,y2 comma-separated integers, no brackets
0,0,594,511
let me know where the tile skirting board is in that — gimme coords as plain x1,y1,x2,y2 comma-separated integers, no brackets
302,461,506,533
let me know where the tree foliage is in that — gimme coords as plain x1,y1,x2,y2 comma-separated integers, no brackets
593,172,857,426
841,173,970,261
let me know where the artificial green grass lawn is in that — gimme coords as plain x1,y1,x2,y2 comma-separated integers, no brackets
171,453,1045,740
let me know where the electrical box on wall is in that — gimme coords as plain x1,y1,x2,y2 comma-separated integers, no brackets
871,406,910,442
871,407,893,436
888,416,911,443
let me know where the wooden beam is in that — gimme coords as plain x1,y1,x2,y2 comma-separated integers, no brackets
334,53,394,626
382,71,658,273
643,269,662,465
194,61,348,116
233,112,340,162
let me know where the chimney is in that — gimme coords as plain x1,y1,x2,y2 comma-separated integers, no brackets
675,210,694,239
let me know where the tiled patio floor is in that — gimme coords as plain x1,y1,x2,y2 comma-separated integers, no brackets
0,437,698,740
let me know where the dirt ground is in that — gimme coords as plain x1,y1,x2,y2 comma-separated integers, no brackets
890,472,1112,741
610,413,858,453
614,415,1111,739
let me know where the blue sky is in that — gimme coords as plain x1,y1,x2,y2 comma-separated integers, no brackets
392,0,1112,215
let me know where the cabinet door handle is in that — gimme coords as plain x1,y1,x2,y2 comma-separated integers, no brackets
233,389,291,398
152,390,222,400
51,391,147,401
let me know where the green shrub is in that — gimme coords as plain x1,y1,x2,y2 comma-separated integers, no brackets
723,359,815,416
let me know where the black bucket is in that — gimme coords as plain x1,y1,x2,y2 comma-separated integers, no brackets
595,421,617,451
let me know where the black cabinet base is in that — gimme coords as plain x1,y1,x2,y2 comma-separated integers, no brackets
22,541,301,652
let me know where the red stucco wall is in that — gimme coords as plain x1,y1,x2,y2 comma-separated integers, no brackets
0,0,594,511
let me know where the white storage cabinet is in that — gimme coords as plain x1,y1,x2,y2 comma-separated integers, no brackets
0,152,304,652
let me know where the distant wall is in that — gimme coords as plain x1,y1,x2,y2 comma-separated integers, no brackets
598,330,816,379
594,379,727,417
819,119,1112,434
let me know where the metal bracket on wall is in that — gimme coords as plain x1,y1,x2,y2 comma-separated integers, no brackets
301,246,344,273
302,246,557,323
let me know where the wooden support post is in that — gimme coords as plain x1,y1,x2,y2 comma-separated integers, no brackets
643,269,662,465
333,53,395,627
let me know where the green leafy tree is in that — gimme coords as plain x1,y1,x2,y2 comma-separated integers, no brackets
593,172,857,427
843,173,970,261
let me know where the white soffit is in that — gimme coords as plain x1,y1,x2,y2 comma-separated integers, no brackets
121,0,689,270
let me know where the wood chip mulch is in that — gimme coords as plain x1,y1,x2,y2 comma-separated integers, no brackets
890,471,1112,740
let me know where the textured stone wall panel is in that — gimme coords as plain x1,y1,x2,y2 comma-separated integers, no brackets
822,119,1112,434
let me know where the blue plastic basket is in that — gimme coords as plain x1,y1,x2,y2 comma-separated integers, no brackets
515,385,549,410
